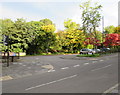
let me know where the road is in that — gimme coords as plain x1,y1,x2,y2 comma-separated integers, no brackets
2,53,119,94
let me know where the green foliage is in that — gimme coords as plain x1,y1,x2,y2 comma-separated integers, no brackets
80,0,102,37
26,19,56,54
114,25,120,34
86,44,93,49
1,18,56,54
1,1,118,55
64,19,80,29
104,25,115,34
62,19,85,52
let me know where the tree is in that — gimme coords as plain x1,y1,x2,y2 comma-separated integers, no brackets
40,24,56,53
80,0,102,38
104,25,115,34
26,19,56,54
114,25,120,34
103,33,120,47
55,30,67,51
64,19,80,29
64,19,85,53
12,18,34,52
1,19,14,52
84,37,101,48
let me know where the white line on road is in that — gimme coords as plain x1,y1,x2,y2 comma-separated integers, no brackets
91,64,112,72
73,64,80,67
25,74,77,91
102,84,119,94
48,70,55,72
61,67,69,70
92,61,98,63
100,60,104,62
84,63,89,65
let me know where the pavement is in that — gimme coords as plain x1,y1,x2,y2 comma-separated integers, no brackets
1,56,54,80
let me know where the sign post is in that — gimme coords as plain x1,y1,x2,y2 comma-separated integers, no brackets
3,35,9,67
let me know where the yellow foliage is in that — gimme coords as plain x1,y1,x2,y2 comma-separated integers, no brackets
41,24,56,32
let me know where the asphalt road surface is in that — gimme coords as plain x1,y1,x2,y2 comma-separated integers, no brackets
2,53,119,94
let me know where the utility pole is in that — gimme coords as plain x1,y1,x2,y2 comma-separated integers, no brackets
102,16,104,34
102,16,104,48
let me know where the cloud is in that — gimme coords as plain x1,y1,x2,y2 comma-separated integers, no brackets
0,0,119,31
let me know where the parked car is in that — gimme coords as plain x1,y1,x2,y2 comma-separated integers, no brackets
92,49,101,53
80,49,95,54
101,48,110,52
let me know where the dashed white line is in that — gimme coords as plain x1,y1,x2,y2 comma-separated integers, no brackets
25,74,77,91
84,63,89,65
92,61,98,63
91,64,112,72
48,70,55,72
73,64,80,67
61,67,69,70
100,60,104,62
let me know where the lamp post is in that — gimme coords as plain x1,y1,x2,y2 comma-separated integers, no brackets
102,16,104,48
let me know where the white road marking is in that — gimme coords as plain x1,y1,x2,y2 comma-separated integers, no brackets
102,84,119,94
84,63,89,65
48,70,55,72
91,64,112,72
92,61,97,63
27,67,31,69
61,67,69,70
100,60,104,62
73,64,80,67
25,74,77,91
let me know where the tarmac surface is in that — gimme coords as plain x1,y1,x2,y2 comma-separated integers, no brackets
2,53,119,94
2,55,54,79
1,53,119,81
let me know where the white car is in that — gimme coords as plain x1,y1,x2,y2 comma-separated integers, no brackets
80,49,95,54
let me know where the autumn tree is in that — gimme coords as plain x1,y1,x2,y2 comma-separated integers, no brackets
64,19,85,53
84,37,101,48
103,33,120,47
55,30,67,51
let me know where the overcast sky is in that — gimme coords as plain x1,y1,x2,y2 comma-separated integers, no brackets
0,0,119,31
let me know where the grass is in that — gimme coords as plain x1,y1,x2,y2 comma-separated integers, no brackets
77,53,100,57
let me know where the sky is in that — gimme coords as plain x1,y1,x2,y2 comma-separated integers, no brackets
0,0,119,32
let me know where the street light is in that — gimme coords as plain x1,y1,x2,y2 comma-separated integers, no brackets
102,16,105,48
